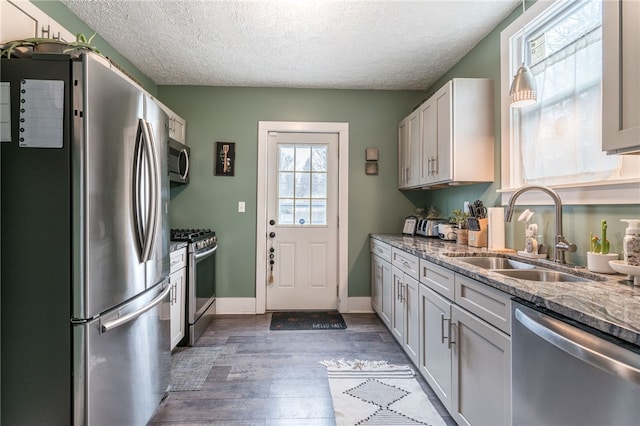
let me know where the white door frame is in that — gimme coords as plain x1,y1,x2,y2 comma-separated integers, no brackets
256,121,349,314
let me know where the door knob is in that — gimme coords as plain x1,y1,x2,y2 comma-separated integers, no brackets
269,219,275,225
269,232,276,238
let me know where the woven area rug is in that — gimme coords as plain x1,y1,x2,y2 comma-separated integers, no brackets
170,346,223,391
270,311,347,330
320,359,446,426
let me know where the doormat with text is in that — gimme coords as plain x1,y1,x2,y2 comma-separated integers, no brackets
270,311,347,330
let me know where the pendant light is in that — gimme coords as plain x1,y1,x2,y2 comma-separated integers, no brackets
509,0,537,108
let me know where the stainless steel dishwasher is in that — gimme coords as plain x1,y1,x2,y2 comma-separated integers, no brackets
512,300,640,426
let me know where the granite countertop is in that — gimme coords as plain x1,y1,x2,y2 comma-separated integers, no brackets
170,241,188,252
371,233,640,347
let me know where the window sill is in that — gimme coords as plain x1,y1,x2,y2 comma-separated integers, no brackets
498,179,640,206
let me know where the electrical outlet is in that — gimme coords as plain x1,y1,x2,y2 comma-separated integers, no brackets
238,201,245,213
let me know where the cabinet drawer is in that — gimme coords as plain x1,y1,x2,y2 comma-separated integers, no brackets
170,247,187,273
370,238,392,262
419,259,455,301
454,274,511,335
391,248,419,279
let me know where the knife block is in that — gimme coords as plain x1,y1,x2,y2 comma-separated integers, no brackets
468,218,488,248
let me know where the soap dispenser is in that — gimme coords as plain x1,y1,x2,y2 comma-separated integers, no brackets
621,219,640,266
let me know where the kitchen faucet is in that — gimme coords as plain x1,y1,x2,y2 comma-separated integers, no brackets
504,185,577,263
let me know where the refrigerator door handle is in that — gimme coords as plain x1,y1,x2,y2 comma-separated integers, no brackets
100,284,171,333
134,118,155,263
144,121,159,260
140,119,155,262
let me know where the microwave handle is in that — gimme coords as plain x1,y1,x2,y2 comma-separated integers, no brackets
180,148,190,179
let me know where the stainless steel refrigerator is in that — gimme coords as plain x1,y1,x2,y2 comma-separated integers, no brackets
1,53,170,425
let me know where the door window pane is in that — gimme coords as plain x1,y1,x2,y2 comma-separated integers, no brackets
277,144,328,225
311,173,326,198
279,172,294,197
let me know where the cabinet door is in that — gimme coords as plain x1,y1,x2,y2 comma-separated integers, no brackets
406,109,421,188
1,1,74,44
169,115,187,144
403,274,420,366
391,266,405,343
433,83,452,183
451,305,511,426
371,254,384,315
169,268,186,349
602,0,640,154
398,118,409,188
420,99,437,184
419,285,453,411
380,259,393,329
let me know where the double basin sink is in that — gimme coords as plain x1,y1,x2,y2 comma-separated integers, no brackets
452,256,591,283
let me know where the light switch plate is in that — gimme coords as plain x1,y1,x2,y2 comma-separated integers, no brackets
238,201,245,212
365,147,378,161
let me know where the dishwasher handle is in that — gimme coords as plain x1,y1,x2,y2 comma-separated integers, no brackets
515,307,640,386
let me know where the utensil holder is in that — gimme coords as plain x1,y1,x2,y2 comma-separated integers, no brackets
468,218,488,247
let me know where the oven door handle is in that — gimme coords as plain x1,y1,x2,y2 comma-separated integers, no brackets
515,307,640,385
194,244,218,260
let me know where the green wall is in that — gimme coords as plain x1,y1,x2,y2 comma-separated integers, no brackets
158,87,424,297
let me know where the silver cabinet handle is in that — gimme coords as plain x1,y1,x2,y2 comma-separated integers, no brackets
440,314,451,344
448,322,457,349
515,307,640,386
101,284,171,333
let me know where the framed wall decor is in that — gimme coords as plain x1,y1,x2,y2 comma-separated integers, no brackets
215,141,235,176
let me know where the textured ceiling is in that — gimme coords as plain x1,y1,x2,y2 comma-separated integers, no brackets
60,0,520,90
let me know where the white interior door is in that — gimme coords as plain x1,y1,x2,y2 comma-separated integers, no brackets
266,132,339,310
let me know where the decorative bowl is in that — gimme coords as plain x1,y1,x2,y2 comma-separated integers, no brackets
609,260,640,285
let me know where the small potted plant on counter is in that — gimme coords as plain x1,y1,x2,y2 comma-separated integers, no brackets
450,209,469,245
587,220,618,273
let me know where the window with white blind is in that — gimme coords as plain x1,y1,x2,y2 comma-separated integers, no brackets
500,0,639,204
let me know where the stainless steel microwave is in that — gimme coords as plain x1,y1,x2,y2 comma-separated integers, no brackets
168,139,190,184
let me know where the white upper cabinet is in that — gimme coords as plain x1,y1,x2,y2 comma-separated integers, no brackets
602,0,640,154
156,100,187,145
1,0,74,43
398,109,421,189
399,78,494,190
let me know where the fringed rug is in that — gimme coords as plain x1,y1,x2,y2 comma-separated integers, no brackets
170,346,223,391
320,359,446,426
270,311,347,330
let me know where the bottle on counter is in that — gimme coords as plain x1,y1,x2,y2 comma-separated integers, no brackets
621,219,640,266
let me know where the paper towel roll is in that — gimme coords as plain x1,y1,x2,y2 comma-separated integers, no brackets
488,207,505,250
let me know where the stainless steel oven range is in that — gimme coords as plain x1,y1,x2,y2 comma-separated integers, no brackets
170,229,217,345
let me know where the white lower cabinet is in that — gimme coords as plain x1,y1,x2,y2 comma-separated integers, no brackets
371,253,392,328
370,239,512,425
370,239,393,328
418,257,511,426
419,285,453,407
391,266,420,366
451,304,511,426
169,248,187,350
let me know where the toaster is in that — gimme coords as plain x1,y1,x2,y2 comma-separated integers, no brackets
416,218,448,237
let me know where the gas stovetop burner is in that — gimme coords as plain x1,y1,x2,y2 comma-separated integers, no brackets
170,228,216,243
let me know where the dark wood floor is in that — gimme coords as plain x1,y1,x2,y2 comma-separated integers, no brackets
150,312,456,425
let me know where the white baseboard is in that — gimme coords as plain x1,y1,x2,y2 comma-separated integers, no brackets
346,297,374,313
214,297,374,314
215,298,258,314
